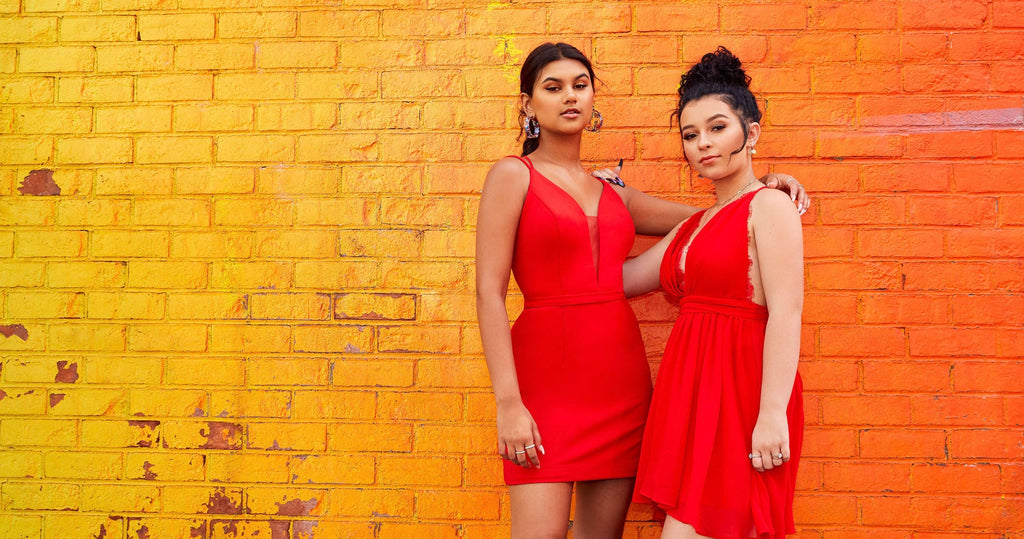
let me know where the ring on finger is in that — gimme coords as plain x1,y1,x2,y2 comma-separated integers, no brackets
524,444,535,450
748,453,762,460
514,450,526,455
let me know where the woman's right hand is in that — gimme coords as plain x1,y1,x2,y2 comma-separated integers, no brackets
496,401,544,468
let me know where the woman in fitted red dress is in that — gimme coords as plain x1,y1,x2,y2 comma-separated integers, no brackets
623,48,804,538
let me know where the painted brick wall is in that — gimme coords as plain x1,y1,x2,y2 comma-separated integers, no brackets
0,1,1022,537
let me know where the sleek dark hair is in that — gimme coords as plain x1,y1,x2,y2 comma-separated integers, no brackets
672,46,761,159
517,42,596,156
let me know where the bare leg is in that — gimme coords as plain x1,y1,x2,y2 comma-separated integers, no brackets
511,482,574,539
571,477,635,539
660,515,710,539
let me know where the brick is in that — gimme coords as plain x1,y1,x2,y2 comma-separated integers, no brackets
138,13,214,40
299,10,378,37
59,15,134,41
860,495,953,527
136,73,212,101
770,33,856,62
96,44,173,72
127,261,207,288
806,261,901,291
903,261,991,291
174,103,253,132
80,484,160,512
382,9,464,36
416,489,500,520
334,293,415,321
912,394,1004,426
818,131,903,158
331,359,415,388
0,77,54,103
48,324,126,351
257,102,337,131
903,63,990,93
0,451,41,478
92,230,168,258
0,136,52,163
823,461,911,492
165,357,243,386
0,16,57,42
167,292,247,320
860,428,947,459
378,455,462,487
382,196,463,226
250,292,331,321
219,11,295,38
210,261,293,289
0,198,55,225
548,5,628,33
2,482,79,511
215,72,294,100
256,230,336,258
952,294,1024,325
44,451,122,479
947,229,1024,258
863,360,950,392
296,134,378,162
0,388,46,415
209,324,291,353
328,487,414,518
382,69,463,98
15,106,92,135
296,71,377,99
756,128,815,157
14,231,86,258
378,391,461,421
903,0,987,29
813,64,901,94
208,453,290,482
209,390,290,418
811,1,897,29
176,166,254,194
858,228,943,258
862,163,951,192
135,135,212,164
257,41,336,68
722,3,806,30
295,199,376,226
910,327,998,357
595,36,679,65
87,292,165,319
635,4,717,32
289,455,373,485
95,167,173,194
19,46,93,72
293,324,374,353
247,422,327,451
56,136,132,164
950,429,1024,459
217,134,294,163
954,362,1024,393
330,422,413,452
126,452,204,482
0,419,76,446
249,358,329,386
338,230,423,259
213,198,293,226
819,197,905,225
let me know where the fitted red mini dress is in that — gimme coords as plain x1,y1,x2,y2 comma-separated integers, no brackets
633,190,803,538
504,155,653,485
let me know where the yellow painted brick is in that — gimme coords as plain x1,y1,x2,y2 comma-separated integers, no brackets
425,37,504,66
378,391,462,421
25,0,98,11
296,71,377,99
382,69,463,98
44,451,122,479
329,422,413,452
0,388,46,415
19,45,93,72
170,231,253,258
257,41,336,68
0,230,11,255
0,451,42,478
217,134,294,163
7,291,84,318
2,482,79,510
247,422,327,451
95,167,173,195
209,261,292,289
58,75,132,102
416,489,500,520
293,324,374,353
207,453,290,482
331,359,415,388
382,9,464,37
175,166,254,194
291,390,374,419
130,388,207,417
47,261,125,288
80,484,159,512
423,163,487,194
14,106,90,134
338,101,419,130
249,292,330,321
92,230,168,257
129,324,207,352
422,229,475,258
338,39,423,68
138,13,214,40
0,77,54,103
95,105,172,133
338,229,421,258
422,100,505,130
419,292,476,322
59,15,135,41
164,357,244,386
381,260,468,289
416,358,490,388
87,292,165,320
174,103,254,132
0,515,40,537
256,102,336,131
209,324,291,353
214,72,294,100
287,455,373,485
96,44,173,72
136,135,213,164
0,419,76,446
0,198,55,226
133,198,211,226
219,11,295,38
48,168,93,197
384,132,464,163
161,485,242,514
0,136,53,163
294,198,377,227
126,452,204,481
296,134,378,163
378,456,462,487
293,260,378,289
57,199,130,226
257,166,338,195
382,196,463,226
326,487,413,518
334,293,415,320
167,293,248,320
14,230,86,258
56,136,131,164
245,486,327,515
0,323,43,351
175,42,253,70
80,419,160,448
48,324,126,351
255,230,335,258
466,6,543,34
213,198,293,226
161,420,242,450
82,355,161,384
0,47,12,72
136,73,212,101
298,10,378,37
124,518,205,539
127,261,208,288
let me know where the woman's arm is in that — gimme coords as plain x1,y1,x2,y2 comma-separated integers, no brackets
475,157,543,468
748,189,804,472
622,222,685,298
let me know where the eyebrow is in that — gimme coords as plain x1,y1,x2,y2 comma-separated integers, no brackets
680,113,730,131
540,73,591,84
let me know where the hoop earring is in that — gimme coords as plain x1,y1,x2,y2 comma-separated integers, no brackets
585,109,603,132
523,116,540,139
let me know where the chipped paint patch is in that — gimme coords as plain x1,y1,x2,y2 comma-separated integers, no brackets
18,169,61,196
55,360,79,383
269,520,289,539
199,422,242,450
142,461,157,480
0,324,29,340
275,497,318,516
49,393,65,407
205,488,245,515
189,522,207,538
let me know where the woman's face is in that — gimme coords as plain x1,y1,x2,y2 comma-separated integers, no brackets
678,96,758,181
522,58,595,137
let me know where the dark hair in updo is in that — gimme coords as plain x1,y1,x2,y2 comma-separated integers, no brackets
518,42,597,156
672,47,761,159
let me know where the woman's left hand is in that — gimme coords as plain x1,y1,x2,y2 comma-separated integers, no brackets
761,173,810,215
749,411,790,472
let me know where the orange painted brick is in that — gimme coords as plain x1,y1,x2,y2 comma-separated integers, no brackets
904,63,990,93
292,390,374,420
208,324,291,353
823,461,912,492
299,10,379,37
293,325,374,353
860,295,948,325
464,456,502,487
548,5,629,33
950,429,1024,459
381,197,463,227
947,229,1024,258
912,462,1001,494
860,495,953,527
416,489,500,520
331,359,415,388
903,261,991,291
339,39,422,69
817,131,903,158
415,424,494,454
722,3,806,31
296,134,378,162
909,327,998,357
416,358,490,388
595,36,679,65
863,360,950,392
800,360,858,392
296,71,377,99
215,72,294,100
819,197,906,225
770,33,856,62
378,455,462,487
219,11,295,38
951,294,1024,325
791,494,857,525
860,429,948,460
912,394,1004,426
953,362,1024,393
378,392,462,421
801,427,857,458
382,260,468,290
755,128,815,157
293,260,378,289
635,4,717,32
902,0,987,29
333,293,415,321
329,422,412,453
823,394,910,425
858,228,943,258
327,487,414,518
811,1,897,29
806,261,901,290
862,163,951,192
286,454,373,485
813,64,901,94
247,422,327,452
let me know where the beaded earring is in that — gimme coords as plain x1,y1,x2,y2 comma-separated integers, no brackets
523,116,540,139
585,109,603,132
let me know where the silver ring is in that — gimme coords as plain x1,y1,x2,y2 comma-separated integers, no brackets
514,450,526,455
524,444,535,450
748,453,761,459
775,453,784,459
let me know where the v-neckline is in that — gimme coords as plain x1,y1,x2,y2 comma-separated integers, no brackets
526,157,607,219
678,188,762,276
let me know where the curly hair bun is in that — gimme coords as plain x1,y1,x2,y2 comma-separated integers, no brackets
679,46,751,95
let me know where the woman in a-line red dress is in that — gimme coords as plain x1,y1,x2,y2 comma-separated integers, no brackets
503,154,652,484
633,189,803,537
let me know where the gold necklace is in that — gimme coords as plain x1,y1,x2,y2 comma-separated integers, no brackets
712,177,758,209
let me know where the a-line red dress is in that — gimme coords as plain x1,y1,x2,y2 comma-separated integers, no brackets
633,189,803,538
504,155,653,485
